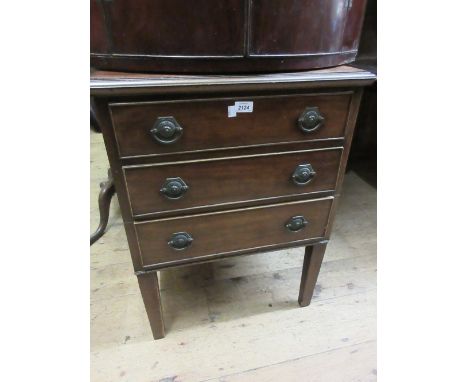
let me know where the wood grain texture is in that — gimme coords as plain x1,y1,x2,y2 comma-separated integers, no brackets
90,70,375,344
324,89,364,239
120,139,344,168
124,148,342,217
90,0,108,53
91,0,244,56
250,0,348,54
110,93,351,158
218,340,377,381
298,243,327,307
135,198,333,268
137,272,165,339
90,0,367,72
92,98,145,272
91,128,377,381
91,71,376,279
342,0,368,51
90,169,115,245
90,65,377,97
91,52,359,74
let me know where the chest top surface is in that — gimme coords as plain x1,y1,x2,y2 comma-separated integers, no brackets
90,65,376,97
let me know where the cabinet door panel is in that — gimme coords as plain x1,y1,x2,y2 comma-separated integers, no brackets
92,0,245,56
250,0,349,55
342,0,368,51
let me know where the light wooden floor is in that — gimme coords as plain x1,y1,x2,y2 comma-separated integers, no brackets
90,131,377,382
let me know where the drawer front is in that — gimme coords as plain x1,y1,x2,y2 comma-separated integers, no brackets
125,148,342,216
110,93,351,158
135,198,333,267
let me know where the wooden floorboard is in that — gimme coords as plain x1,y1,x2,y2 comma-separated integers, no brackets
90,131,377,382
201,340,377,382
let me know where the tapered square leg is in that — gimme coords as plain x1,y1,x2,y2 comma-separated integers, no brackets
298,243,327,307
137,272,165,339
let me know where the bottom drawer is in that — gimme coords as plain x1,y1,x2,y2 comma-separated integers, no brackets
135,197,333,267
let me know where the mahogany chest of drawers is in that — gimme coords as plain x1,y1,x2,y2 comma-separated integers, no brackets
90,66,376,339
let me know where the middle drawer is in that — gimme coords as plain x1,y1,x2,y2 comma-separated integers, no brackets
124,147,342,217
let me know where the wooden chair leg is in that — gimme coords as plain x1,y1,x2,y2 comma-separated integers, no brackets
137,272,166,339
90,101,101,133
90,169,116,245
298,242,327,307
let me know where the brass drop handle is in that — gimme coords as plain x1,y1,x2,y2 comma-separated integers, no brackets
150,116,183,144
160,177,189,199
285,216,309,232
292,164,316,185
168,232,193,250
298,107,325,133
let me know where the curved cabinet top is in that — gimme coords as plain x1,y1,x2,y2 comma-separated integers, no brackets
91,0,367,73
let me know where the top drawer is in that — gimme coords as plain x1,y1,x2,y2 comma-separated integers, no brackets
109,93,351,158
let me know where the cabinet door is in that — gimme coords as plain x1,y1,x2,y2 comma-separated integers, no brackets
341,0,368,51
249,0,353,56
91,0,245,56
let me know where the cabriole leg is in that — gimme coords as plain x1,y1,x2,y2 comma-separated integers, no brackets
90,169,115,245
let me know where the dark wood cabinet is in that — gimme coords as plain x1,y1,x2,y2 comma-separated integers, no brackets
91,65,376,339
91,0,245,56
250,0,351,55
91,0,368,73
